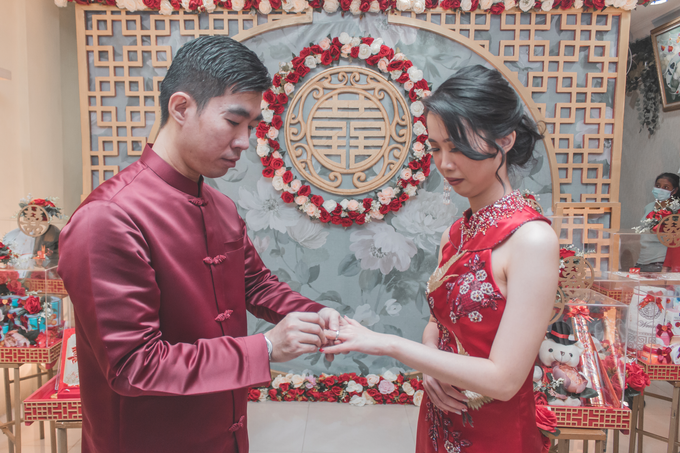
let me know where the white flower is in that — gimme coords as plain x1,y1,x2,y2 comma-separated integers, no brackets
159,0,174,14
541,0,552,11
404,184,417,196
519,0,533,10
304,55,317,69
392,189,458,253
353,304,381,327
322,200,338,212
339,32,352,45
272,175,285,191
412,0,425,13
324,0,339,11
261,109,274,123
203,0,216,12
319,37,332,51
504,0,515,9
238,178,301,233
413,389,424,406
54,0,68,6
117,0,146,11
340,199,350,210
286,217,329,249
347,200,360,211
408,66,423,83
290,180,302,192
378,186,395,204
402,382,415,395
305,204,319,217
350,36,361,47
369,38,384,54
413,121,427,136
378,58,389,72
259,0,273,13
404,81,414,91
410,101,424,117
284,83,295,96
366,374,380,387
622,0,636,9
369,0,381,11
382,370,398,382
252,235,270,255
358,44,372,59
259,389,268,402
461,0,472,10
350,222,417,274
272,375,288,389
414,171,425,181
573,0,583,7
267,127,279,140
350,395,367,406
346,380,364,393
385,298,402,316
291,374,305,388
391,70,402,80
480,0,492,9
400,168,412,180
362,390,376,404
612,0,625,6
350,0,362,13
232,0,245,10
396,0,412,10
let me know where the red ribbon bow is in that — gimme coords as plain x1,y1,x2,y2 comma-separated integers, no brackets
565,306,592,321
654,347,673,364
228,415,245,432
640,293,665,312
657,323,673,337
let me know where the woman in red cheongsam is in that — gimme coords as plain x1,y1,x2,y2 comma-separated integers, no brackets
323,65,559,453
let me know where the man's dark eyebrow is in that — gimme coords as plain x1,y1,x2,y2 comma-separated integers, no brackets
224,105,262,122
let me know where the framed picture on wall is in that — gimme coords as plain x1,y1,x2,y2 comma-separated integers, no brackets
652,16,680,112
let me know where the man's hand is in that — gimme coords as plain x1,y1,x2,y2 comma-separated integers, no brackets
422,374,469,415
318,307,342,362
264,312,326,363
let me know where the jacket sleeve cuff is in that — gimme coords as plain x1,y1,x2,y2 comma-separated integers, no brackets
243,333,272,388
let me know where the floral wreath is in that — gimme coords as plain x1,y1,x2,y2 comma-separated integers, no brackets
256,33,432,227
18,195,62,220
635,198,680,234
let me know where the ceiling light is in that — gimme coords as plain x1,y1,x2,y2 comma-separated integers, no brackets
650,0,669,5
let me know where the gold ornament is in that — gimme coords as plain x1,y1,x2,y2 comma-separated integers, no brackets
17,205,50,237
656,214,680,248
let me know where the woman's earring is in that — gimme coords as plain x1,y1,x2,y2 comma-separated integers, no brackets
442,184,451,205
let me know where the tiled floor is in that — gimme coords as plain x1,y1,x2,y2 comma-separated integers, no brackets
0,382,674,453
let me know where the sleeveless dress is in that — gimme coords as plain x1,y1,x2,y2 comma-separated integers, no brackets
415,191,549,453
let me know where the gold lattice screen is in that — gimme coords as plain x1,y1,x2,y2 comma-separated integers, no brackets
74,5,630,271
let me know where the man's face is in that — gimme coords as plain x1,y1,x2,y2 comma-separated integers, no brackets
177,90,263,181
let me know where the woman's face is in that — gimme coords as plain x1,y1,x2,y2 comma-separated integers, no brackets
427,113,507,199
655,177,677,195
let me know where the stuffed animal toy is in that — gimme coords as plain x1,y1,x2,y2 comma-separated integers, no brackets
534,321,594,407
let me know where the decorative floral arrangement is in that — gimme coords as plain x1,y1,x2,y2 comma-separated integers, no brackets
54,0,648,14
626,37,661,136
634,198,680,233
18,195,62,220
248,370,425,406
0,242,16,265
257,34,431,227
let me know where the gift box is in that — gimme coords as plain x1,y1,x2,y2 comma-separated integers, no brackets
56,328,79,398
638,343,675,365
627,286,673,353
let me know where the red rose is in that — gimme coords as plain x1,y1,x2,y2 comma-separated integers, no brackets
396,72,410,84
534,391,548,406
340,0,351,9
425,0,438,7
355,214,366,225
327,396,337,402
311,195,324,207
277,93,288,105
350,47,360,59
143,0,161,8
298,185,311,197
262,168,275,178
270,158,284,170
329,46,341,61
270,0,281,7
23,296,41,315
263,90,277,104
269,388,278,400
309,45,323,55
268,139,280,150
535,405,557,432
626,363,651,392
331,386,343,396
378,0,393,10
299,47,311,58
331,216,342,225
559,249,576,259
339,373,351,382
308,0,322,7
363,198,374,210
341,218,353,227
332,205,342,215
291,56,306,69
398,393,409,404
416,134,428,143
6,280,24,296
470,0,478,9
366,55,382,66
378,45,393,58
356,377,368,386
348,211,359,220
361,37,374,45
283,393,295,401
399,193,409,202
256,122,270,139
296,65,311,78
402,61,413,71
279,383,290,392
261,156,272,167
359,0,371,11
410,378,422,391
409,89,418,102
285,72,300,84
320,50,333,66
379,204,391,215
271,115,283,130
422,163,431,177
389,199,402,212
281,192,295,203
440,0,460,8
409,161,421,170
489,1,504,13
248,388,261,401
319,210,331,223
386,60,405,72
271,103,285,115
559,0,574,8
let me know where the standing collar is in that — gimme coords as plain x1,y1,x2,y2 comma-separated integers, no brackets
139,144,203,197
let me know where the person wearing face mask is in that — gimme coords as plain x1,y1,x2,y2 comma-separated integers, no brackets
634,172,679,272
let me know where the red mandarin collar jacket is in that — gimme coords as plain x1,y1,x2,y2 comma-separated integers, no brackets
59,145,324,453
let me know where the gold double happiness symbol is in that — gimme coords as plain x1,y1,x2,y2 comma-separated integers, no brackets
285,66,412,196
17,205,50,237
657,214,680,248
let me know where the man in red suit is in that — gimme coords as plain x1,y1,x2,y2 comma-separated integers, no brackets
58,36,341,453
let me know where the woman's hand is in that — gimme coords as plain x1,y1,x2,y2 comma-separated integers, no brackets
321,316,393,356
422,374,469,415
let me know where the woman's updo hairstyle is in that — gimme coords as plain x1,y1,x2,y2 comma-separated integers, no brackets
422,65,543,184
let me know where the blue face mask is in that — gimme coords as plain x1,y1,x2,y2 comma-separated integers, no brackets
652,187,672,201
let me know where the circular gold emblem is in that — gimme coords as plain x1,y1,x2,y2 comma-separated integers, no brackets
285,66,412,196
559,255,595,296
17,205,50,237
657,214,680,248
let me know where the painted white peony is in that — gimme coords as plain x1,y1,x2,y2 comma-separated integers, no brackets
353,304,381,327
238,178,301,233
385,298,402,315
287,217,329,249
252,235,270,255
350,222,417,275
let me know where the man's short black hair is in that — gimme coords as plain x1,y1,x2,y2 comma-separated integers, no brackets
159,35,271,126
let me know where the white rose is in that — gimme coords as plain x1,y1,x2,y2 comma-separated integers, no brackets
346,380,364,393
413,121,427,136
504,0,515,9
413,389,424,406
404,81,414,91
480,0,492,9
349,395,367,406
541,0,552,11
460,0,472,10
290,179,302,192
414,171,426,181
366,374,381,387
282,0,293,10
272,176,285,191
54,0,68,6
284,83,295,95
413,0,425,13
267,127,279,140
256,143,270,157
404,184,417,196
258,389,268,402
400,168,412,180
323,200,338,212
339,32,352,45
203,0,216,12
402,382,415,396
305,204,319,217
275,168,286,178
573,0,583,7
393,53,406,61
622,0,636,9
117,0,144,11
410,100,424,117
159,0,175,13
408,66,423,83
292,374,305,388
369,0,380,11
370,210,384,220
272,375,286,389
396,0,412,10
349,0,362,13
519,0,533,10
340,199,350,210
304,55,317,69
391,70,402,80
259,0,273,13
319,37,332,51
350,37,361,47
370,38,384,54
347,200,360,211
292,0,307,11
341,44,352,56
382,370,398,382
358,44,372,59
362,390,376,404
324,0,340,11
378,58,389,72
261,109,274,123
272,151,282,159
295,196,309,205
232,0,245,10
612,0,625,6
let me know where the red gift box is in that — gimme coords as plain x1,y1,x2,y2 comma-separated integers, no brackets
56,328,79,398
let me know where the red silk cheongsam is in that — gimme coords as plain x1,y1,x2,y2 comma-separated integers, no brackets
415,191,549,453
59,146,325,453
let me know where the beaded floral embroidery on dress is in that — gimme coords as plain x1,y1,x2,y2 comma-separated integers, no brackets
426,402,472,453
460,191,527,244
449,255,503,324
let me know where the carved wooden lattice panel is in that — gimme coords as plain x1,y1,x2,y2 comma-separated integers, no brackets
24,400,82,422
551,406,630,430
0,342,61,364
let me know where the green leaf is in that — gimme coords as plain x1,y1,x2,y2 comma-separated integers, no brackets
273,230,289,245
289,281,302,293
308,265,320,284
580,388,599,399
309,352,321,366
273,268,292,282
323,356,332,370
383,325,403,336
352,357,369,376
295,260,311,283
338,254,362,277
270,247,285,257
318,291,342,304
359,269,382,291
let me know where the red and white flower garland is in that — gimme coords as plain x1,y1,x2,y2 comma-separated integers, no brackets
256,34,432,227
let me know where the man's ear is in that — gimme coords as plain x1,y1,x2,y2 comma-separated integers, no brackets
167,92,194,126
496,130,517,153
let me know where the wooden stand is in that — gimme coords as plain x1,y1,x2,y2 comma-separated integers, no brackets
548,428,607,453
628,382,680,453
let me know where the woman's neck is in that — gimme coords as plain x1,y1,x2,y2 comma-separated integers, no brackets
468,180,513,214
